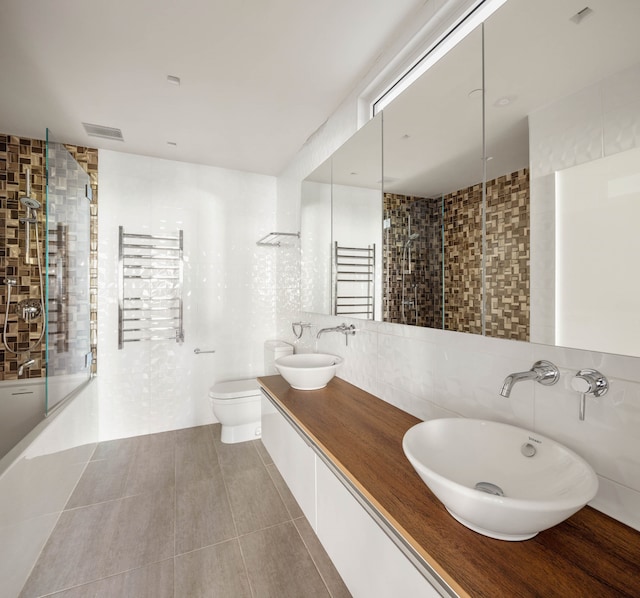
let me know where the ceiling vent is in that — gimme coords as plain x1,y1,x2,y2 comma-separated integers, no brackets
82,122,124,141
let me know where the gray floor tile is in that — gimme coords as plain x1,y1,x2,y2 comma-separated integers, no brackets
124,433,175,496
176,477,236,555
104,489,175,574
65,458,129,509
240,521,331,598
224,465,291,535
266,463,304,519
215,436,264,474
48,559,174,598
294,517,352,598
175,539,252,598
20,500,119,597
21,426,350,598
25,490,174,596
175,425,219,485
255,439,273,465
91,436,139,462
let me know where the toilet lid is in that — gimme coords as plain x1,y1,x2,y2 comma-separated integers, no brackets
209,378,260,399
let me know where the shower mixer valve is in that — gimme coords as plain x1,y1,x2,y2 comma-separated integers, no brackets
18,299,42,321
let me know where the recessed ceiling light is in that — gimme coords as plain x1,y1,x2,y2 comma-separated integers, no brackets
493,95,517,108
167,75,181,86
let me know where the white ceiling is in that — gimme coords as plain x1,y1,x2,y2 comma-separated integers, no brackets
0,0,424,175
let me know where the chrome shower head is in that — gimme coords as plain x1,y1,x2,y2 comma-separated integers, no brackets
20,197,41,210
404,232,420,247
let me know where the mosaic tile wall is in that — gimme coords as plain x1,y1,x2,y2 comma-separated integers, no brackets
0,134,98,381
443,182,483,334
383,193,442,328
384,169,529,340
485,168,530,341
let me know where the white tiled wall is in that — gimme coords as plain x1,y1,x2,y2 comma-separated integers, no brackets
98,150,278,441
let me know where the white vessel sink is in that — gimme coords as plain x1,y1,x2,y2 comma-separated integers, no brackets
275,353,343,390
402,418,598,541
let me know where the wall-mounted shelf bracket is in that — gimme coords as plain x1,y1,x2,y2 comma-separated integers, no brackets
256,232,300,247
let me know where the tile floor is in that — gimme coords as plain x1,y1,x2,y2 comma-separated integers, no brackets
19,425,351,598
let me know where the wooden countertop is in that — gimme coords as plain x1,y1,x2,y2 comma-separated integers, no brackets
258,375,640,598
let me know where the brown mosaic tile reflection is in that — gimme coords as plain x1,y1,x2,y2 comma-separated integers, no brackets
383,193,442,327
444,183,483,334
485,168,529,341
383,168,529,341
0,133,98,381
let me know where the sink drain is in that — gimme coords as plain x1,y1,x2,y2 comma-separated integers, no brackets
474,481,504,496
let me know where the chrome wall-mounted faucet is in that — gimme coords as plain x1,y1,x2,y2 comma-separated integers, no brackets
571,369,608,420
18,358,35,376
500,360,560,397
316,323,356,346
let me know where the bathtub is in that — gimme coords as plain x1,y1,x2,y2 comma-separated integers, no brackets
0,378,46,462
0,377,98,597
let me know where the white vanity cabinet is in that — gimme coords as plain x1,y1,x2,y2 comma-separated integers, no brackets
315,457,441,598
260,393,317,526
260,390,443,598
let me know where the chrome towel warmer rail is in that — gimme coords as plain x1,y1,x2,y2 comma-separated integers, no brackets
118,226,184,349
334,242,375,319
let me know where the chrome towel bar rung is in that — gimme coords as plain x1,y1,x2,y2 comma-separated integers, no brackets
124,296,179,302
121,253,180,260
123,325,178,333
122,233,179,241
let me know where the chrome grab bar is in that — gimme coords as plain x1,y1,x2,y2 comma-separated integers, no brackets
194,348,216,354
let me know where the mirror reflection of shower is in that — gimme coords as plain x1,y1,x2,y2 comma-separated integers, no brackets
401,217,421,325
2,168,46,375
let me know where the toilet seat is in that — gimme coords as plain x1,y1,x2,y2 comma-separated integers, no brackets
209,378,260,400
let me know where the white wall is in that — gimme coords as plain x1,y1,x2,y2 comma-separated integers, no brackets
333,184,383,320
300,180,332,314
275,11,640,533
98,150,278,441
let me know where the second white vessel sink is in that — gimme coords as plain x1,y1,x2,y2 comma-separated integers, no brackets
402,418,598,541
275,353,343,390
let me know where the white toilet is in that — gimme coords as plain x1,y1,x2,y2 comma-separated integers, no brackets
209,340,293,444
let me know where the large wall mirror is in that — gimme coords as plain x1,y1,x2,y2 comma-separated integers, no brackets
485,0,640,356
301,0,640,358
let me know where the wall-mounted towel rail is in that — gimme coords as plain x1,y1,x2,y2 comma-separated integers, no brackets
118,226,184,349
334,242,375,319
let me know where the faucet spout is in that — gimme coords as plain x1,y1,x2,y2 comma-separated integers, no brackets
499,360,560,397
316,323,356,346
500,370,538,397
316,323,355,339
18,358,35,376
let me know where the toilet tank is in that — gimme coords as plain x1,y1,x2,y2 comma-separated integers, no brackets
264,340,293,375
